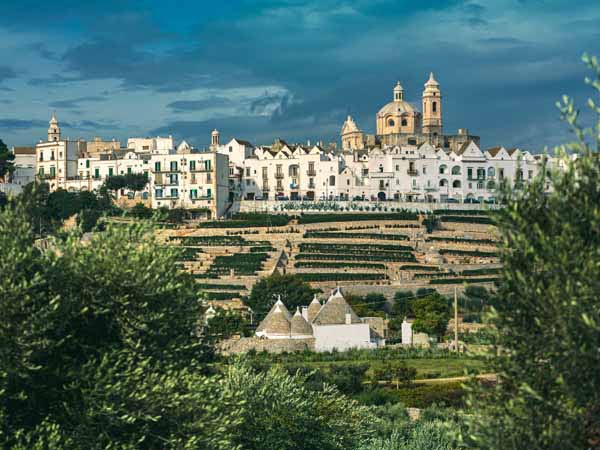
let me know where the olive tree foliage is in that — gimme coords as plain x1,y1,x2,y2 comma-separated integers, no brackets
462,54,600,450
0,203,243,449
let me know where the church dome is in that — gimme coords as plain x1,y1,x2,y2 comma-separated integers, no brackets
377,100,415,117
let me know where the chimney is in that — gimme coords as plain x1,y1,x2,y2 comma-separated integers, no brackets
307,139,311,146
302,306,309,321
345,313,352,325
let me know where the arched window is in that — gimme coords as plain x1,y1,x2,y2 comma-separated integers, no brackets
487,167,495,178
477,168,485,179
477,181,484,190
487,180,496,190
433,101,437,113
439,164,447,175
452,180,461,188
388,119,395,127
439,178,448,187
401,119,408,126
451,165,461,175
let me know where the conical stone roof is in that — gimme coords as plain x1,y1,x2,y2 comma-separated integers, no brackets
256,302,291,336
312,288,361,326
291,307,313,336
307,294,323,323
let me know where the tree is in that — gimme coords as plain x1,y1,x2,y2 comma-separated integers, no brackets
247,273,318,318
392,290,415,318
0,139,14,181
411,293,451,342
0,204,234,448
205,308,251,341
462,54,600,450
103,173,148,194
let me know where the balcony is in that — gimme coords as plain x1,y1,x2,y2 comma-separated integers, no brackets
425,187,438,192
275,172,284,179
262,186,270,192
307,169,317,176
407,169,418,176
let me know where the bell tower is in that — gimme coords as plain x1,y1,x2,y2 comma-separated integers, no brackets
422,72,442,137
47,111,61,142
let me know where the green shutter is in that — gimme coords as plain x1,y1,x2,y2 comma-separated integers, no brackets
109,168,114,176
207,188,212,198
94,168,100,178
154,162,161,172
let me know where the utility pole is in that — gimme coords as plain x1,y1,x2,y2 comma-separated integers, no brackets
454,286,459,353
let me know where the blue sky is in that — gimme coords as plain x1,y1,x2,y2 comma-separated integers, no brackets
0,0,599,151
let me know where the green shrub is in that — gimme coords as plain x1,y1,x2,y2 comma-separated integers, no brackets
299,212,418,224
199,213,291,228
304,231,410,241
438,248,499,257
439,215,494,225
294,261,386,269
297,272,388,282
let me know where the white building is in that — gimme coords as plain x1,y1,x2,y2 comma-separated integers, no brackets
255,288,385,352
10,146,36,186
127,136,173,154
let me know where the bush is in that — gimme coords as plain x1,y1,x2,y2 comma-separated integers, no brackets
297,272,388,282
199,213,291,228
439,215,494,225
298,211,418,224
304,231,410,241
294,261,386,269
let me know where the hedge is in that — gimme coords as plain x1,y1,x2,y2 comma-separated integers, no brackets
399,265,440,271
426,236,499,245
299,242,413,253
198,213,291,228
438,249,499,257
175,235,272,247
440,215,494,225
176,247,203,261
303,231,410,241
294,261,387,269
297,272,388,282
249,246,276,253
460,267,502,276
196,283,247,290
205,252,269,276
204,291,242,300
295,253,417,262
433,209,491,216
298,212,418,224
429,277,499,284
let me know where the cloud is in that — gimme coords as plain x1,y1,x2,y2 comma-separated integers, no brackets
49,95,107,109
167,97,235,112
0,66,16,85
0,118,47,131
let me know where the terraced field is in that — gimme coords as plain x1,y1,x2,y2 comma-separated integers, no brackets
164,210,502,304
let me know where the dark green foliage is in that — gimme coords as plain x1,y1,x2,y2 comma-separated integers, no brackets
429,277,498,284
463,55,600,450
295,261,386,269
297,272,388,282
205,308,251,340
127,202,153,219
103,173,148,192
299,242,413,253
439,215,494,224
433,209,491,216
285,363,370,395
0,138,14,179
399,265,439,271
247,273,319,318
411,293,451,341
199,213,291,228
346,292,387,317
205,252,268,277
438,248,498,257
304,231,410,241
298,211,418,224
296,253,417,262
426,236,498,245
423,213,440,233
370,361,417,388
392,290,415,318
205,291,242,300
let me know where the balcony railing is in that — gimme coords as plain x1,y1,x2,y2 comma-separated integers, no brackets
407,169,418,176
275,172,284,179
262,186,270,192
307,169,317,176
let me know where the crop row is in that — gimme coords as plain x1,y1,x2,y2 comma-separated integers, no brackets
299,242,413,253
196,283,247,290
429,277,499,285
440,215,495,225
297,272,388,282
398,265,440,271
298,212,418,224
204,291,242,300
295,253,417,262
433,209,492,216
198,213,291,228
205,252,269,276
303,231,410,241
438,249,499,257
426,236,499,245
294,261,387,269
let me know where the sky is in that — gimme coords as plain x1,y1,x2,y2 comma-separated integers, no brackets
0,0,599,152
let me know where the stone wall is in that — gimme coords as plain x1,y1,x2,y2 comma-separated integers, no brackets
218,336,315,354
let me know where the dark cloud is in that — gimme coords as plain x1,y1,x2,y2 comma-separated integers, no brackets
167,97,235,112
0,119,47,131
0,66,16,84
49,96,107,109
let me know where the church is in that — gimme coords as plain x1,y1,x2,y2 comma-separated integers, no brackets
341,73,479,153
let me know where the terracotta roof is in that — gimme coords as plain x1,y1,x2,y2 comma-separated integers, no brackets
312,288,361,326
485,146,502,157
13,146,35,155
291,308,313,336
454,141,472,156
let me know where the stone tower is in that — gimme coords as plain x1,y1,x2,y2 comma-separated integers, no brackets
210,129,220,151
340,115,364,151
422,72,442,137
48,111,61,142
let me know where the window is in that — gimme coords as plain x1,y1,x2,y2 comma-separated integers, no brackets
205,160,211,171
229,167,234,176
127,167,132,175
170,173,178,184
528,170,533,179
155,188,163,198
142,145,150,150
190,189,198,199
189,160,196,171
246,167,251,177
347,179,350,186
451,165,461,175
170,161,178,172
439,164,447,175
154,162,161,172
477,168,485,179
308,162,315,174
229,146,232,152
401,119,407,126
206,188,212,198
39,167,44,177
362,168,369,176
452,180,461,188
109,167,114,176
329,175,335,186
85,160,90,168
423,167,426,174
94,168,100,179
50,166,55,177
499,168,505,179
170,188,178,198
477,181,484,190
467,167,473,179
395,165,399,171
433,101,437,112
388,119,395,127
487,167,495,178
262,167,268,178
379,164,384,173
276,164,283,176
